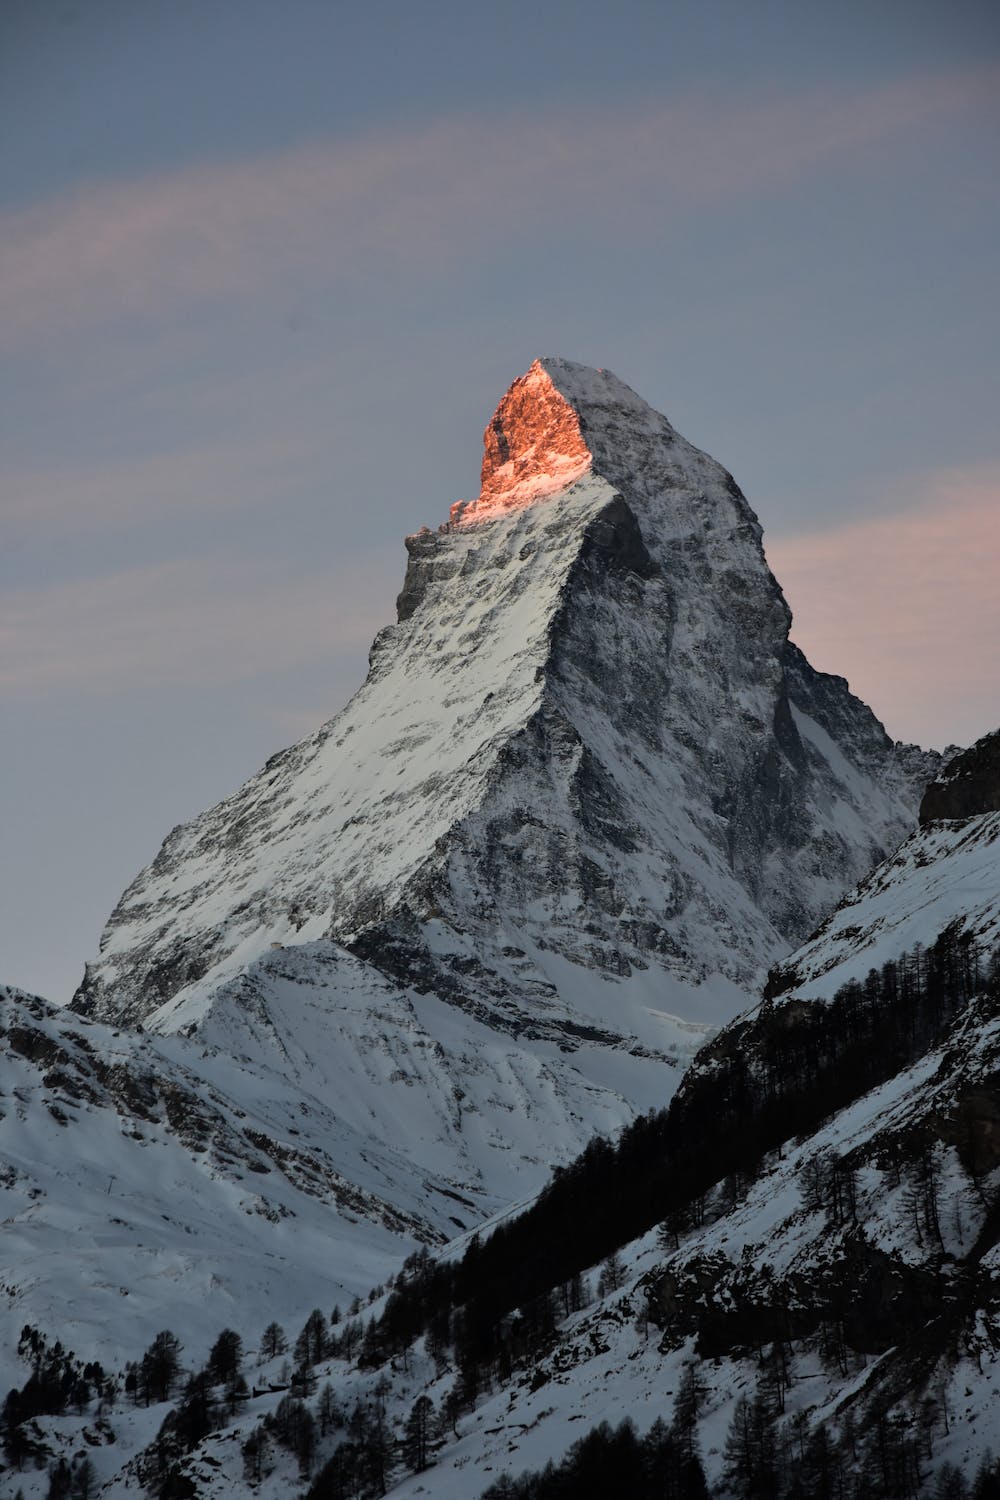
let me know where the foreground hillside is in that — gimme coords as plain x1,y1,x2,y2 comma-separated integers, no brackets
6,736,999,1496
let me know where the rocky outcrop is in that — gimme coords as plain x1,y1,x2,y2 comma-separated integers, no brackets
455,358,593,522
921,727,1000,823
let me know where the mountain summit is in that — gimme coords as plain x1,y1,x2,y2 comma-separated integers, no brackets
450,357,596,522
76,360,936,1067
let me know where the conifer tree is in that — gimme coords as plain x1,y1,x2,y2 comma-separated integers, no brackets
294,1309,329,1369
402,1393,436,1474
259,1321,287,1362
69,1457,98,1500
207,1328,243,1385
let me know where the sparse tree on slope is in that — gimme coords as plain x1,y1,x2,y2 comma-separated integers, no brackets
402,1393,436,1473
260,1320,287,1361
295,1308,329,1369
207,1328,243,1385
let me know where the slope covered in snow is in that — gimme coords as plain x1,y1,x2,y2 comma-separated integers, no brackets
25,923,1000,1496
0,978,491,1397
765,730,1000,1005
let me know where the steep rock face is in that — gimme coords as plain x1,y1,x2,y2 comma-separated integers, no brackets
921,727,1000,824
75,359,935,1066
458,357,593,520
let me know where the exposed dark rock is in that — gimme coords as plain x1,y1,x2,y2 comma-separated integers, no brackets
920,727,1000,823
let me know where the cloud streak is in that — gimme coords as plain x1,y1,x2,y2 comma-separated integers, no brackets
1,434,323,543
2,66,996,348
1,557,391,697
767,464,1000,749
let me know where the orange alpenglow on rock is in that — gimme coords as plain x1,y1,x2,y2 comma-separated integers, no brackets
450,358,594,526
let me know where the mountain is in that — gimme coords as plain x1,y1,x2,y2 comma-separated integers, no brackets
12,731,994,1497
72,361,936,1169
3,357,962,1492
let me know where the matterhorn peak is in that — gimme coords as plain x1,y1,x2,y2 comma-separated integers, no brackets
76,360,938,1065
449,357,674,526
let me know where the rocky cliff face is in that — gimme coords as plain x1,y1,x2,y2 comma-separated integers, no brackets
75,359,936,1065
921,727,1000,823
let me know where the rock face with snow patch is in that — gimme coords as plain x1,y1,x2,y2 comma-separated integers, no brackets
75,359,935,1067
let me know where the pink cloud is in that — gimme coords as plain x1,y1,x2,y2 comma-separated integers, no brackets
0,557,391,697
1,66,996,347
767,464,1000,750
0,433,322,543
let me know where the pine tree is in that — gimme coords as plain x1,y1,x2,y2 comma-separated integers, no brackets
671,1360,705,1465
597,1252,626,1297
934,1462,971,1499
242,1427,271,1485
69,1457,98,1500
171,1370,217,1450
140,1330,183,1404
207,1328,243,1385
357,1404,392,1496
294,1309,329,1370
722,1391,779,1499
2,1389,32,1470
402,1393,436,1473
317,1382,340,1436
973,1453,1000,1498
259,1321,287,1362
46,1457,72,1500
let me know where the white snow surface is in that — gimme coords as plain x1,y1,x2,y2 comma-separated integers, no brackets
0,979,479,1395
770,810,1000,1004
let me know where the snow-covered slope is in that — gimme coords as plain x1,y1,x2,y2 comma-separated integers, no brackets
75,359,935,1060
765,730,1000,1005
0,978,489,1395
0,939,691,1407
157,939,690,1206
377,977,1000,1496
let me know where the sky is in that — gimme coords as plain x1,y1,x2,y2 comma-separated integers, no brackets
2,0,999,1004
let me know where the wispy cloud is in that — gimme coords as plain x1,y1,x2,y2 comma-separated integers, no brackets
768,464,1000,749
1,434,321,543
1,557,391,697
2,66,996,348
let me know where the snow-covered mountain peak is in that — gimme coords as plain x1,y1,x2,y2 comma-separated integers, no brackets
76,362,938,1150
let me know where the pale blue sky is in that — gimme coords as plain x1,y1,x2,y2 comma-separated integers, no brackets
3,0,999,1002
